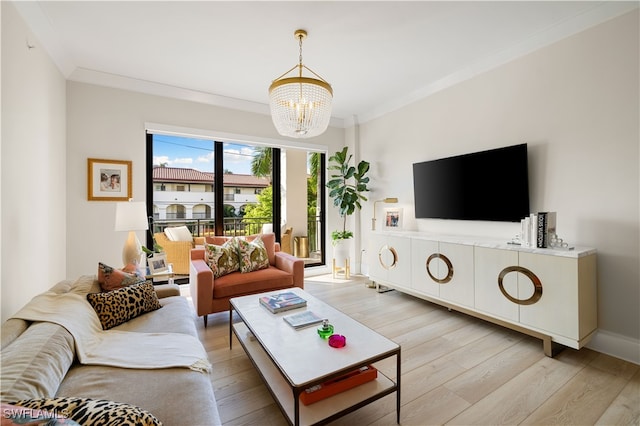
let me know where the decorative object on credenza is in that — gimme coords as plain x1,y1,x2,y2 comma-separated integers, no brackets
88,158,132,201
519,211,572,249
548,233,573,250
269,29,333,138
535,212,557,248
384,208,403,230
115,200,148,266
371,198,398,230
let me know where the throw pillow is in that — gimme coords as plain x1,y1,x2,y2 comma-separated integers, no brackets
97,262,145,292
86,281,162,330
205,239,240,278
121,262,145,278
11,397,161,426
236,235,269,273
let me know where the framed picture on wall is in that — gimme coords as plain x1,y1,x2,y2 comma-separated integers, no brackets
87,158,132,201
384,208,403,229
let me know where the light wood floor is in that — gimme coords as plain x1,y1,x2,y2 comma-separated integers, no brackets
187,275,640,425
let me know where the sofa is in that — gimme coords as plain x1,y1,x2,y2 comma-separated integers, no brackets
1,276,221,426
190,233,304,327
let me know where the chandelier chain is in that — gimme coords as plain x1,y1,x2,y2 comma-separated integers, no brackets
298,33,304,76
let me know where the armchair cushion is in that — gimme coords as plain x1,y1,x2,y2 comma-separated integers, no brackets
205,233,277,265
236,236,269,273
205,240,240,278
212,267,294,299
164,225,193,242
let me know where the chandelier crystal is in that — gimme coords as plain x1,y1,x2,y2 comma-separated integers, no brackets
269,29,333,138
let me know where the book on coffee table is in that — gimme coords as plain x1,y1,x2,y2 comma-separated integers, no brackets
259,291,307,313
283,311,324,329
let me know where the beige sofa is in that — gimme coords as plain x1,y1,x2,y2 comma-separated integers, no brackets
1,276,220,425
190,233,304,327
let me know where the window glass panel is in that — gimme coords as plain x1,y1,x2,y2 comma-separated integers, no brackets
224,143,272,236
151,135,215,236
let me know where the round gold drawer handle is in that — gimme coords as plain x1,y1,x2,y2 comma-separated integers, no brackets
378,245,399,270
498,266,543,305
426,253,454,284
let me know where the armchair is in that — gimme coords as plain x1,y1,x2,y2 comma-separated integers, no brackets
154,229,205,275
190,233,304,326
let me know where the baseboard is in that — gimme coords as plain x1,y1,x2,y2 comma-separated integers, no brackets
586,329,640,365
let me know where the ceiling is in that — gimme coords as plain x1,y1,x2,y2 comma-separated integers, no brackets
14,1,637,127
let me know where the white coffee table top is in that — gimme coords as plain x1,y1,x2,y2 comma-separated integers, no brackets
231,287,399,387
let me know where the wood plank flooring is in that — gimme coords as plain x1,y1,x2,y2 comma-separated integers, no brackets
185,275,639,425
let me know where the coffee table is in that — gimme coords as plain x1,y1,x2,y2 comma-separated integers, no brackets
229,287,401,426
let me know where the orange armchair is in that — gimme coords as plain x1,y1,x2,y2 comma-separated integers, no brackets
189,233,304,327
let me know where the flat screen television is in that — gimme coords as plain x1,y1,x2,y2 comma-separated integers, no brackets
413,143,530,222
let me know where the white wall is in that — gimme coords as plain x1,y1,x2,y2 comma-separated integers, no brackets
66,82,344,279
1,2,67,321
357,10,639,362
284,149,309,241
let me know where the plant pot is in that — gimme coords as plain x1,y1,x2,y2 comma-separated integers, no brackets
333,238,351,279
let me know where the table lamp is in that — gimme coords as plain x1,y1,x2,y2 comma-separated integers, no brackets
114,201,148,266
371,198,399,230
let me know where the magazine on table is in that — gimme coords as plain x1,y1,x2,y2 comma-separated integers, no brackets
283,311,324,329
259,291,307,313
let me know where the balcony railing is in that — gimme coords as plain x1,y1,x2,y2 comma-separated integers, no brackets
150,216,322,255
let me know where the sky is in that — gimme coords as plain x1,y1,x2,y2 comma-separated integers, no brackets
152,134,255,175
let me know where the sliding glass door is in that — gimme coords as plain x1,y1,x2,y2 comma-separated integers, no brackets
146,132,325,266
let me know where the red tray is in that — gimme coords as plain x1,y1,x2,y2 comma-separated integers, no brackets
300,365,378,405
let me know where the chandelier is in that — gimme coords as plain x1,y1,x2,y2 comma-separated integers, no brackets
269,29,333,138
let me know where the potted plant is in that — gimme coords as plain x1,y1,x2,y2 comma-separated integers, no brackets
326,146,370,245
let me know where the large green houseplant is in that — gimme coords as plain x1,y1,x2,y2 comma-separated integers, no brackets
326,147,370,244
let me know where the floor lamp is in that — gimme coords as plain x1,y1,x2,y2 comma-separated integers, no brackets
115,201,148,266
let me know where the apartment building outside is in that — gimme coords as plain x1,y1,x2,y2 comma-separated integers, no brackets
152,166,270,220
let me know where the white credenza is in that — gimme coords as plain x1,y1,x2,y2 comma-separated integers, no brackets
369,231,597,357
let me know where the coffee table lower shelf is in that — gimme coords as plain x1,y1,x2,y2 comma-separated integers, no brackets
233,322,397,425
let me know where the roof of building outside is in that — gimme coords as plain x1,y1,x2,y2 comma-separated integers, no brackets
153,166,270,187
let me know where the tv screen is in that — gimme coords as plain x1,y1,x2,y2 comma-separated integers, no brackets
413,143,530,222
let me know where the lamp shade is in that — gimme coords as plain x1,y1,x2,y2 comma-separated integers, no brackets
114,201,148,231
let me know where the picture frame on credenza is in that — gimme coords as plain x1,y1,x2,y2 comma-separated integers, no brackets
384,208,402,229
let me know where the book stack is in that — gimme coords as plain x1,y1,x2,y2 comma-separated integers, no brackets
521,212,556,248
259,292,307,313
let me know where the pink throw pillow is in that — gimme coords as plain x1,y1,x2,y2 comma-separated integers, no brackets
97,262,145,292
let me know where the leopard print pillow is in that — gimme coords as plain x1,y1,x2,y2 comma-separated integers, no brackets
86,281,162,330
11,397,161,426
